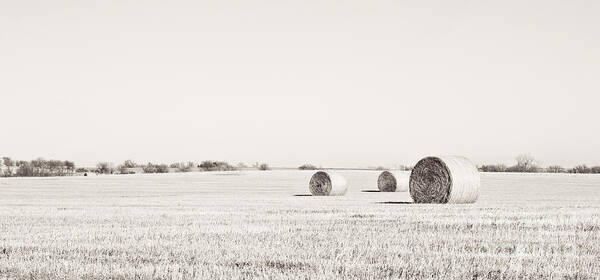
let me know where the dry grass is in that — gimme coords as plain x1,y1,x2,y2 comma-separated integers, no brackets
0,171,599,279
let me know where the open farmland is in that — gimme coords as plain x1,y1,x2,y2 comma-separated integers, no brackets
0,171,599,279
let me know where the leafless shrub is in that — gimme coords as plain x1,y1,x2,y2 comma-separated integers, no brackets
142,163,169,173
199,161,237,171
546,165,566,173
298,164,318,170
96,162,114,174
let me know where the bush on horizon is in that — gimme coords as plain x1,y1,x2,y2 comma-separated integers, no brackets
142,163,169,173
298,164,318,170
199,161,237,171
257,163,270,171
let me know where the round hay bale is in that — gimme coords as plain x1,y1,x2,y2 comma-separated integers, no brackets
377,171,409,192
409,156,480,204
309,171,347,196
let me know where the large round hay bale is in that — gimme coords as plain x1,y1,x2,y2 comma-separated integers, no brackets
409,156,480,204
309,171,347,196
377,171,409,192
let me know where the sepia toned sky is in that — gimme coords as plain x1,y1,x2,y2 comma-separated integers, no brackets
1,0,599,168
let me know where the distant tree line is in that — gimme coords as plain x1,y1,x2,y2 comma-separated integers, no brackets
0,157,274,177
198,161,237,171
479,154,600,174
298,164,413,171
1,157,75,177
91,160,240,174
170,162,196,172
4,154,599,177
104,160,270,174
142,163,170,174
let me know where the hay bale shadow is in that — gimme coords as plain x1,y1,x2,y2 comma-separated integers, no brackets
376,201,413,204
361,190,380,193
293,194,313,197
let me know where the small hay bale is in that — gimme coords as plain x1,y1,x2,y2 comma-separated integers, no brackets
309,171,347,196
409,156,480,204
377,171,409,192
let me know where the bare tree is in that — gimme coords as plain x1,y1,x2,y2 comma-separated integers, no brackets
96,162,114,174
2,157,14,176
513,154,539,172
123,160,137,168
170,162,194,172
546,165,565,173
64,161,75,174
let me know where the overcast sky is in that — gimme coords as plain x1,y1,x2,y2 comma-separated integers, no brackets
1,0,599,168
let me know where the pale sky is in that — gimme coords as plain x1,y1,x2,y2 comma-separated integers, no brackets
1,0,599,168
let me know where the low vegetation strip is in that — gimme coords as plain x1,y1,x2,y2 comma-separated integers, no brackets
2,154,600,178
0,157,75,177
0,158,270,177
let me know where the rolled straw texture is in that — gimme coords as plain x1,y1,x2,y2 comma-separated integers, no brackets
409,156,480,204
377,171,409,192
309,171,347,196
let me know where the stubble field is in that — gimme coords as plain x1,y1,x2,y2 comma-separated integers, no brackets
0,170,599,279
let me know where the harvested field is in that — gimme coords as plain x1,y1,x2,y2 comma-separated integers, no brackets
0,171,599,279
